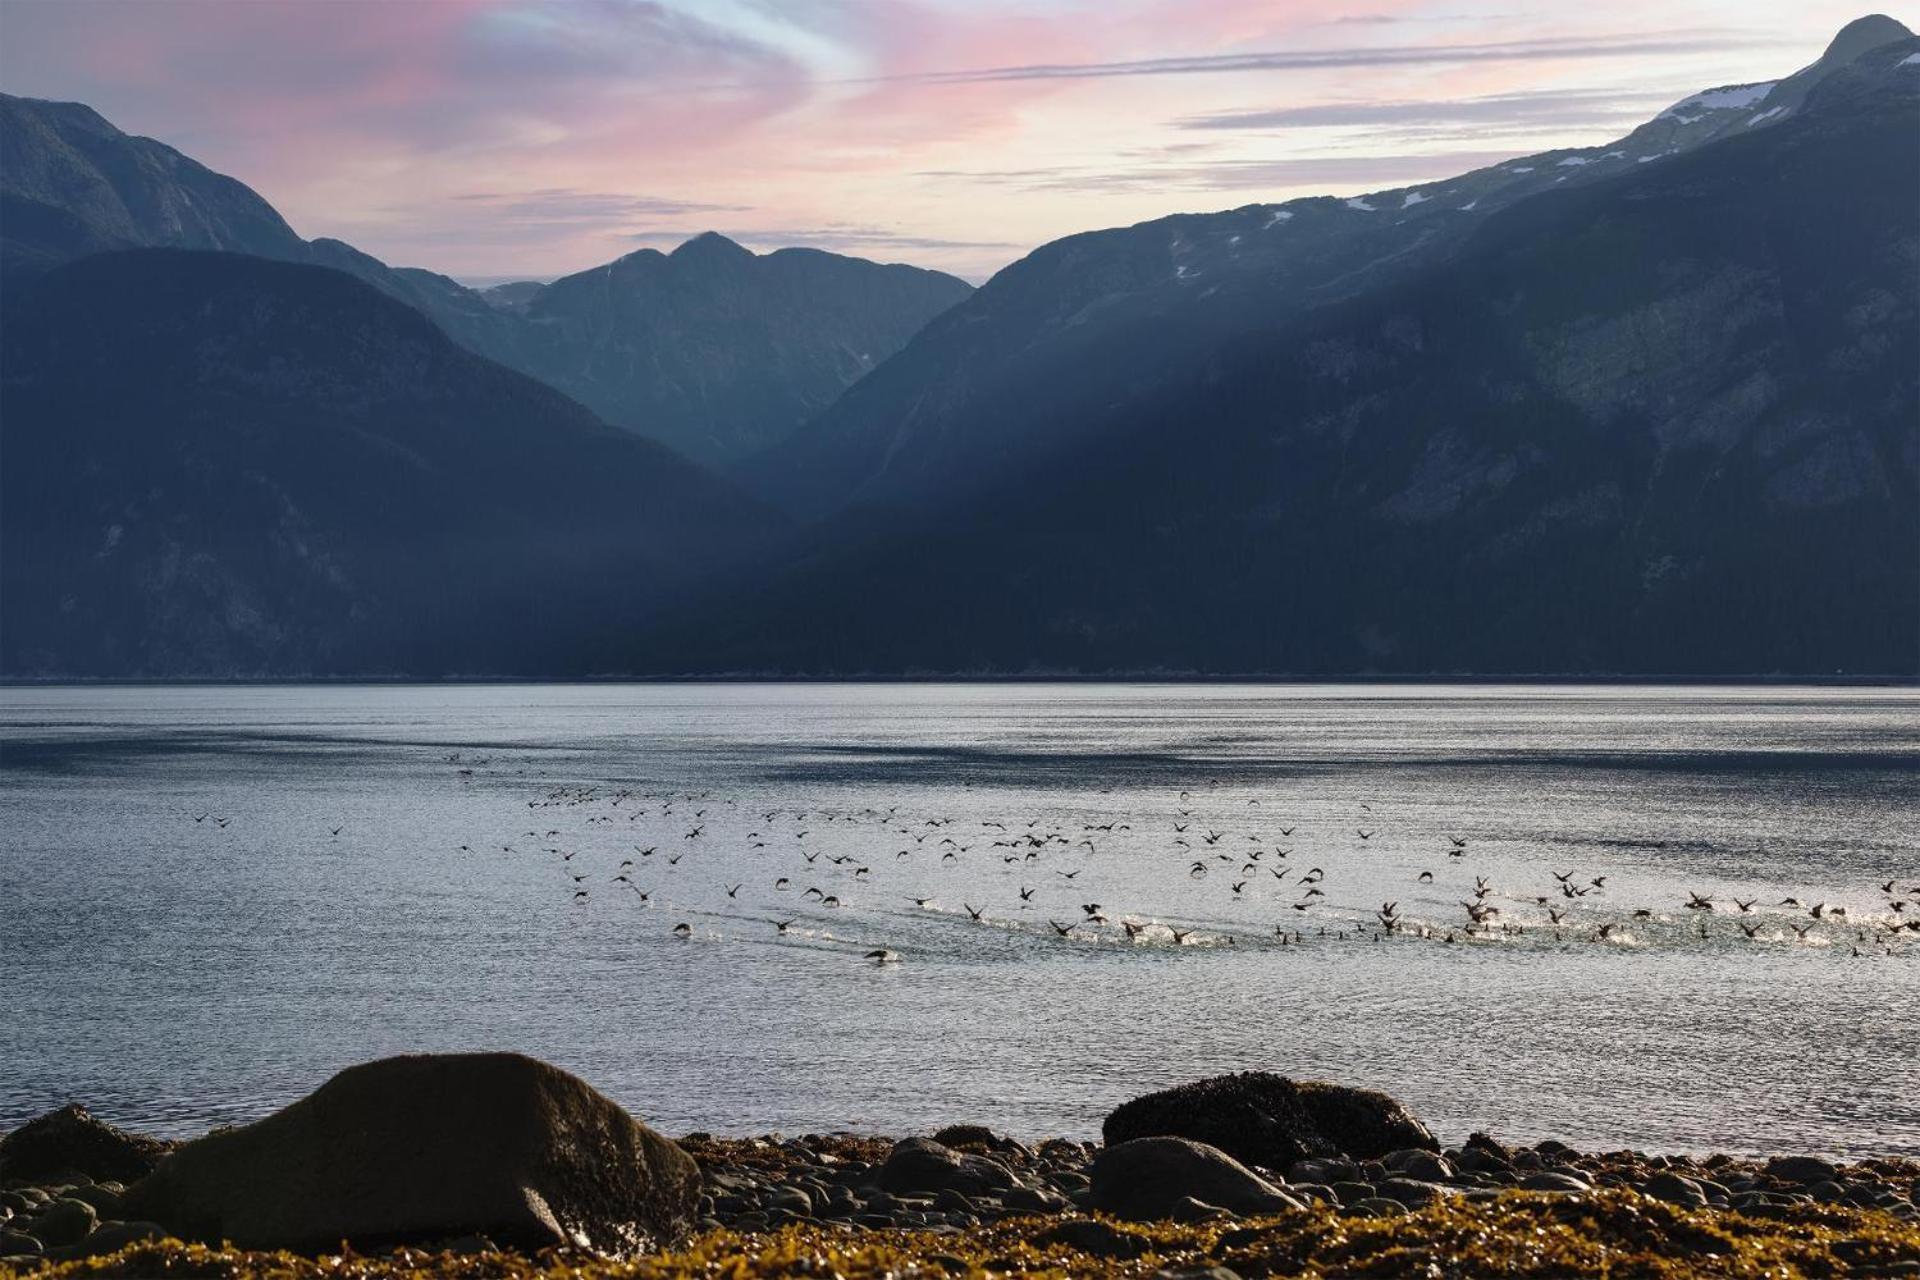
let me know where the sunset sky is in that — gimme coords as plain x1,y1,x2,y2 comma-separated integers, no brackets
1,0,1906,282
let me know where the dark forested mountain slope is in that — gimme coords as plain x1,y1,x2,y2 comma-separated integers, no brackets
0,250,781,677
0,95,970,462
744,15,1916,523
0,94,306,279
506,233,973,464
666,36,1920,676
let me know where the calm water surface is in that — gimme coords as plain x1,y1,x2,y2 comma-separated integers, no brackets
1,683,1915,1156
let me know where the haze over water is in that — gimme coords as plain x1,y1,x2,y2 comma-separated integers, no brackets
2,683,1915,1158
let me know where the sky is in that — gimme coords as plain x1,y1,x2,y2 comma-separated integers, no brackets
1,0,1909,283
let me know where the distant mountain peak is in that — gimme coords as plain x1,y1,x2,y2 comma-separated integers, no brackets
1822,14,1913,66
670,230,754,262
2,92,116,136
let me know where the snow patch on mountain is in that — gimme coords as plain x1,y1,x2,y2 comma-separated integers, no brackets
1660,82,1776,119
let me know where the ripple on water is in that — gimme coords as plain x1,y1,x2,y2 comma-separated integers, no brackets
0,683,1915,1156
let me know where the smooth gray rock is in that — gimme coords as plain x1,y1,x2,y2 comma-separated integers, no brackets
764,1186,813,1216
878,1138,1017,1197
31,1198,97,1247
1003,1183,1070,1213
1767,1156,1841,1184
1388,1150,1455,1182
1288,1156,1361,1185
1091,1137,1305,1221
1375,1178,1447,1208
0,1230,41,1257
65,1184,123,1217
1643,1171,1708,1207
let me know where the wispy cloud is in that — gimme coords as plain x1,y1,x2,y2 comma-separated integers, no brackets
922,151,1527,197
856,30,1795,87
0,0,1859,280
451,189,752,223
1175,87,1672,133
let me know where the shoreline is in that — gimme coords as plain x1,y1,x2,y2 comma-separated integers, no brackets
5,1109,1918,1276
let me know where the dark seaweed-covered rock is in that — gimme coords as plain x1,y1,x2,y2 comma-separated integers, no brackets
1102,1074,1437,1169
120,1053,698,1256
1090,1137,1305,1221
933,1125,999,1149
0,1104,172,1184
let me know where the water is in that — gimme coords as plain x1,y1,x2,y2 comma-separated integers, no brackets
1,683,1915,1158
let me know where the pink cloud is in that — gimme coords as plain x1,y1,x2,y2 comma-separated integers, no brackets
0,0,1843,280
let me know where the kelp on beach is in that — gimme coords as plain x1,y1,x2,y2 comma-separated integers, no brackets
14,1191,1920,1280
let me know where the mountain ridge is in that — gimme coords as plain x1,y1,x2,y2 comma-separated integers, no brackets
664,26,1920,676
0,248,784,677
739,14,1917,521
2,17,1913,678
0,94,971,464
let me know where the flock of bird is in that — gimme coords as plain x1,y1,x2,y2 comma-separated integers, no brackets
174,757,1915,965
256,759,1920,966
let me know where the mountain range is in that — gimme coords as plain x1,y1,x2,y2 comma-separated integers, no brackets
2,16,1915,677
0,93,970,464
1,249,780,676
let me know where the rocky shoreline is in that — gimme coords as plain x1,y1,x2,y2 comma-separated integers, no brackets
673,1128,1920,1234
2,1057,1917,1277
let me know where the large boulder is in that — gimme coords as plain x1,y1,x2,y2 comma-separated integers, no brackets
0,1104,173,1184
1102,1073,1436,1169
1090,1137,1305,1220
120,1053,698,1255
